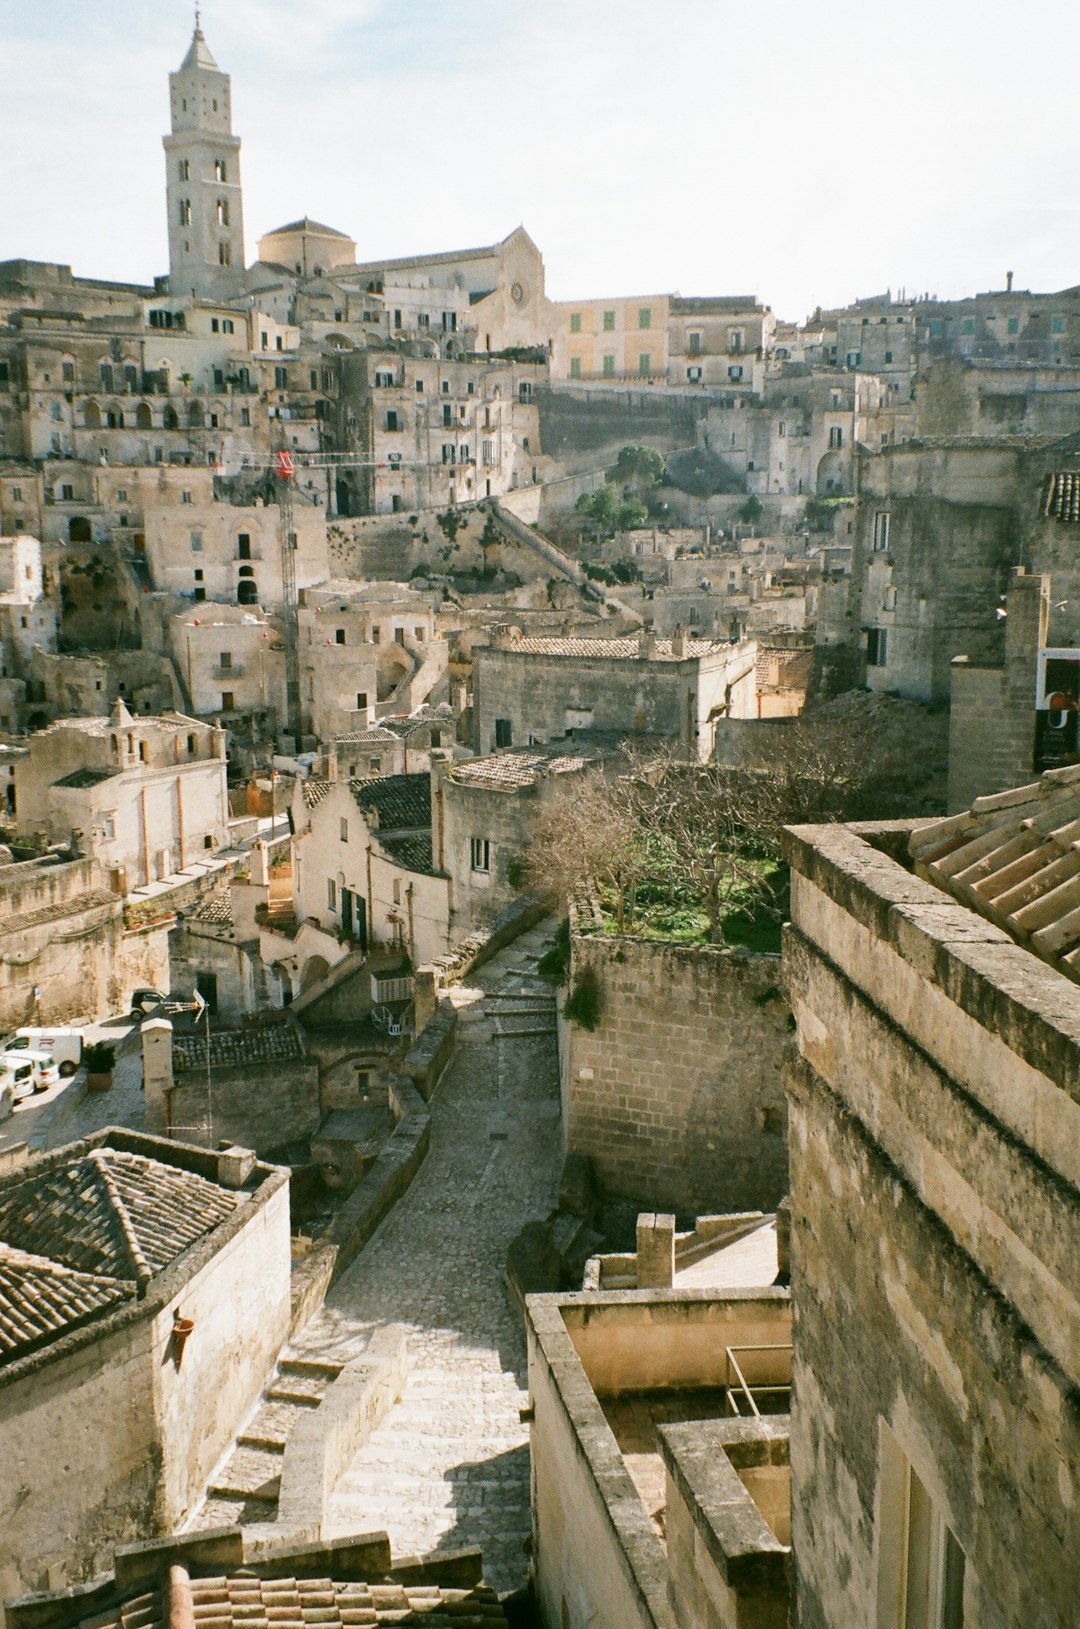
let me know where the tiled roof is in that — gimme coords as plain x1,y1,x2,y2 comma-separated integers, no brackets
172,1024,306,1074
380,832,435,875
0,1147,239,1364
0,1244,133,1365
911,764,1080,983
192,891,233,926
499,636,729,661
302,778,332,808
350,773,430,832
331,728,399,746
1045,471,1080,523
450,747,598,790
50,1577,507,1629
0,889,118,937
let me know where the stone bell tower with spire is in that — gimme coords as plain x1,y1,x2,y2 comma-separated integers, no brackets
163,13,245,297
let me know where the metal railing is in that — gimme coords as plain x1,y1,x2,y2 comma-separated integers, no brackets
724,1343,793,1418
371,972,414,1005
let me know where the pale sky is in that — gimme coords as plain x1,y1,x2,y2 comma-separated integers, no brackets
3,0,1078,323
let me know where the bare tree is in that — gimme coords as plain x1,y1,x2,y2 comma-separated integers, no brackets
524,771,646,931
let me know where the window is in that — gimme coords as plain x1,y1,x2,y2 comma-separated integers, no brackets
219,651,232,671
470,837,490,873
237,533,251,560
443,403,453,427
878,1428,965,1629
216,199,229,226
386,410,399,431
687,331,702,355
1052,315,1065,334
602,309,616,331
187,734,196,754
415,378,425,393
375,368,394,387
275,366,287,389
638,353,652,375
1007,316,1019,334
519,381,533,402
874,512,891,551
178,198,191,227
866,627,888,667
482,439,494,465
221,690,235,709
276,335,284,351
638,307,652,329
442,443,456,464
728,365,744,381
223,318,234,334
394,309,402,329
729,328,744,353
138,741,148,763
327,878,337,911
60,483,74,501
569,357,582,378
190,530,203,552
178,159,189,181
61,361,75,385
687,366,702,382
930,318,944,336
215,159,227,182
846,350,861,368
334,628,346,645
356,691,368,709
340,818,349,843
495,717,513,748
961,318,974,335
569,312,582,333
602,354,615,376
885,350,894,364
240,408,250,425
829,425,844,448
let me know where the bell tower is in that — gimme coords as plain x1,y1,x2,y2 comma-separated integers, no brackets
163,14,245,297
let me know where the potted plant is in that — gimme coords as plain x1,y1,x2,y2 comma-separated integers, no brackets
84,1041,116,1091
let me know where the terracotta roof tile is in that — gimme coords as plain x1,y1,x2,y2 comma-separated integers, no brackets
0,1243,133,1364
172,1024,306,1073
350,773,430,833
911,765,1080,982
498,635,729,661
302,779,332,809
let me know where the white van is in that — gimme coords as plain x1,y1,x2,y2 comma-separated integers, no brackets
2,1049,60,1093
1,1027,82,1076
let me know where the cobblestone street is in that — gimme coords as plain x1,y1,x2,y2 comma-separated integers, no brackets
291,922,562,1596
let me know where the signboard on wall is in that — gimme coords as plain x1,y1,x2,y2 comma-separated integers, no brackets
1035,648,1080,772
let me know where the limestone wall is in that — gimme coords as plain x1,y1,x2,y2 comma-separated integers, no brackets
564,928,789,1215
782,821,1080,1629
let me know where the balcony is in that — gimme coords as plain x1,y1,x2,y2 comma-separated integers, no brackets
212,663,244,680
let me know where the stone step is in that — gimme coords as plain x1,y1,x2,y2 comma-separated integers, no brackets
494,1022,557,1038
279,1354,345,1377
195,1492,277,1529
239,1396,315,1450
209,1443,284,1500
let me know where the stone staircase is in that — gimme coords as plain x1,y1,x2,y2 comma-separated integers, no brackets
485,979,557,1039
194,1353,344,1528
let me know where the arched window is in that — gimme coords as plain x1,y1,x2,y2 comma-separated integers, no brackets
237,579,259,605
188,400,204,429
135,401,152,429
83,401,101,429
106,406,125,429
178,159,189,182
216,199,229,227
178,198,191,227
163,404,179,431
237,565,254,578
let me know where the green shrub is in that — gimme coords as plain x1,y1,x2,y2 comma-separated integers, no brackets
563,967,601,1030
83,1041,116,1072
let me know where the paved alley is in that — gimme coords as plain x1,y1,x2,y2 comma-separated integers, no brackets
290,921,563,1595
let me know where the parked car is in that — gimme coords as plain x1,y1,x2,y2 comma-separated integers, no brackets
129,989,200,1028
0,1048,60,1093
0,1057,37,1102
1,1027,83,1076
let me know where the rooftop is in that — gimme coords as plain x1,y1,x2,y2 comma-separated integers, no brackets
0,1140,239,1364
449,745,601,791
492,635,730,661
172,1024,306,1074
350,773,430,833
911,764,1080,984
263,217,354,242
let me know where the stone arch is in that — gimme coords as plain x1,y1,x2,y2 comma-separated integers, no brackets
68,516,92,542
135,401,153,429
188,400,204,429
163,403,179,431
815,451,845,495
83,400,101,429
299,954,331,992
237,578,259,605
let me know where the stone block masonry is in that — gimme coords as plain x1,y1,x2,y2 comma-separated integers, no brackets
563,923,790,1216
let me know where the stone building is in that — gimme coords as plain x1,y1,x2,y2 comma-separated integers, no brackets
11,701,229,888
781,791,1080,1627
290,773,449,969
470,627,757,761
144,496,329,608
296,585,447,738
432,743,603,937
164,21,246,301
668,296,774,392
553,293,670,383
170,603,285,730
0,1128,290,1601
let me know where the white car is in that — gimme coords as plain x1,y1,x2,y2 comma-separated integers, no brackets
1,1027,83,1076
1,1048,60,1094
0,1056,39,1101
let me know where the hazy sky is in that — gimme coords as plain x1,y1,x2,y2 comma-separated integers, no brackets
3,0,1078,322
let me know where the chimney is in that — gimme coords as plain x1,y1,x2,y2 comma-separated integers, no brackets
671,624,689,659
141,1018,175,1139
1006,270,1014,293
638,627,657,660
327,741,339,782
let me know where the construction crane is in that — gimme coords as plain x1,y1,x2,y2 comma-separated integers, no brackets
271,439,302,742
